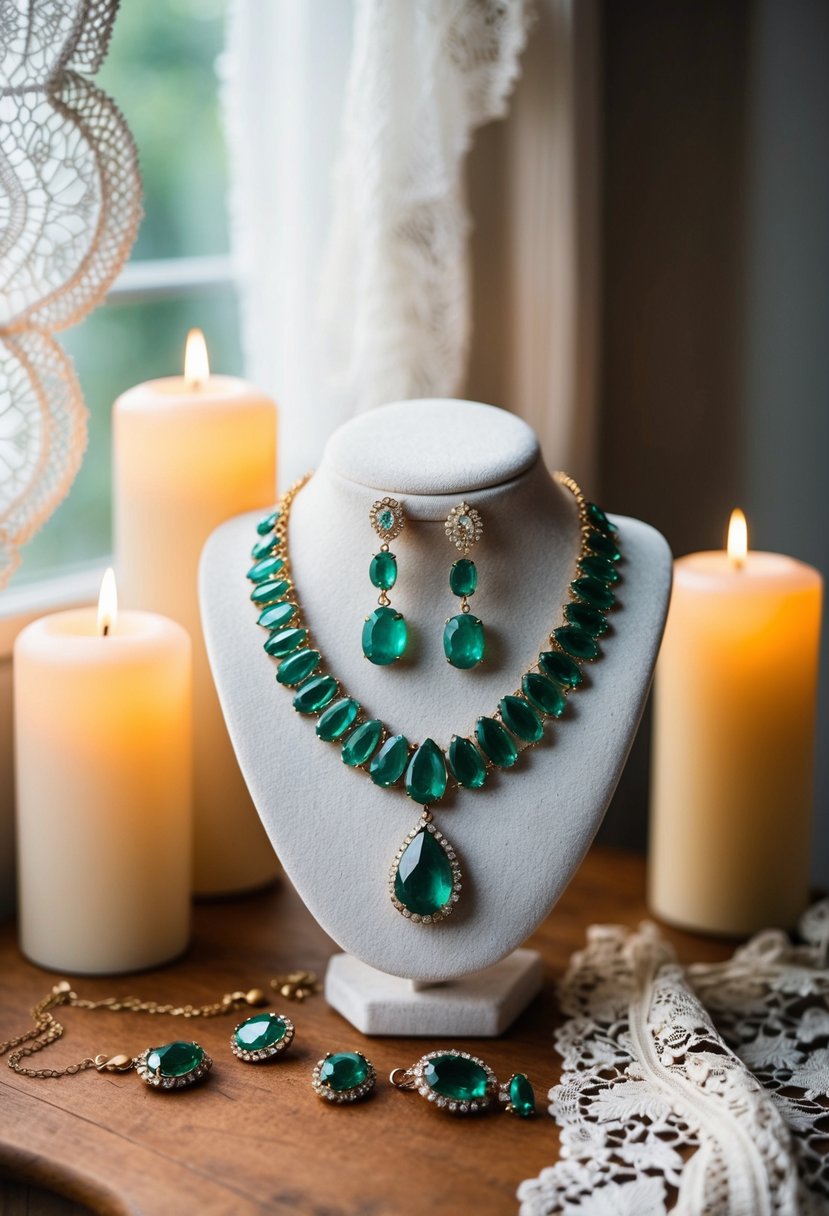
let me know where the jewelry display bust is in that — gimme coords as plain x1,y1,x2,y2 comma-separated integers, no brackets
201,399,672,1030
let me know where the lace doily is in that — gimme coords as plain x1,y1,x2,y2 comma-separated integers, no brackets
0,0,141,585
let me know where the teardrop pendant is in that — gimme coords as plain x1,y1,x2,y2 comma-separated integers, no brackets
389,816,462,924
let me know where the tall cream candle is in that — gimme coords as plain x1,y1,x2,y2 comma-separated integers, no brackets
15,573,192,974
114,331,278,895
649,512,822,934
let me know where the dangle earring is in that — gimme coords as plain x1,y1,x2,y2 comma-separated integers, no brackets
362,497,408,665
443,502,485,669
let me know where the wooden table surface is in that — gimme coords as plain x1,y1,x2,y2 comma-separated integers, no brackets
0,847,736,1216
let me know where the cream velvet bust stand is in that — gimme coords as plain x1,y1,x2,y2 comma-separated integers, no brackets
201,399,672,1035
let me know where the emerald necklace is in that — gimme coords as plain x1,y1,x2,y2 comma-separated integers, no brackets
246,472,621,926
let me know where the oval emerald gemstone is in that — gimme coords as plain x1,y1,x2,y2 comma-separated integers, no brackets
293,675,338,714
251,535,276,560
443,613,485,669
586,502,617,534
256,510,280,536
499,695,543,743
234,1012,288,1052
571,576,616,612
250,578,290,605
146,1040,204,1078
264,626,307,657
586,531,621,562
247,555,285,582
276,648,321,686
257,601,297,630
449,559,477,597
394,829,454,916
369,551,397,590
448,736,487,789
362,605,408,665
565,601,608,636
509,1073,536,1116
405,738,447,804
369,734,410,787
423,1054,488,1101
522,672,567,717
342,719,383,767
319,1051,369,1092
377,507,395,532
579,554,621,584
316,698,360,742
475,717,518,768
538,650,583,689
554,624,600,661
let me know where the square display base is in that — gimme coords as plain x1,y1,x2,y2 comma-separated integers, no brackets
325,948,544,1037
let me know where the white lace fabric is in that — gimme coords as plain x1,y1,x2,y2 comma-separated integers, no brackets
517,911,829,1216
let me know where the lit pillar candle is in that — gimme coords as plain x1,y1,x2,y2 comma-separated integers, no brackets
649,511,822,934
114,331,278,895
15,571,192,973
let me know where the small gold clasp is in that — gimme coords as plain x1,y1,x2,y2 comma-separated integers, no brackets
389,1066,417,1090
94,1053,134,1073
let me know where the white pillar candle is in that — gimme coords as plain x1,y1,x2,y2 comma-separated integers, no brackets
15,573,192,974
114,331,278,895
649,511,823,935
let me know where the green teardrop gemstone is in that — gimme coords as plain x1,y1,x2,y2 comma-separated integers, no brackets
257,601,297,630
146,1040,204,1078
394,829,454,916
319,1051,370,1092
522,672,567,718
586,531,621,562
342,719,383,767
579,554,621,584
565,601,608,636
554,625,600,661
362,605,408,665
586,502,617,534
571,576,616,612
405,739,447,804
448,736,487,789
508,1073,536,1116
369,551,398,590
264,626,307,657
292,675,338,714
538,650,584,689
256,510,280,536
369,734,410,787
475,717,519,768
499,695,544,743
247,555,285,582
423,1054,488,1101
443,613,485,669
250,578,290,605
316,698,360,741
251,535,276,560
449,559,477,597
276,648,321,686
234,1012,288,1052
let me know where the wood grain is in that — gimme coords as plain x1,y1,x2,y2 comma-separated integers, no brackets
0,848,736,1216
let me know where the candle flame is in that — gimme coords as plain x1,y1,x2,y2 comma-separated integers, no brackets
727,508,748,569
183,328,210,389
97,567,118,637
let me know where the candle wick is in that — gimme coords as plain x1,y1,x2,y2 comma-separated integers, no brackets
102,623,110,637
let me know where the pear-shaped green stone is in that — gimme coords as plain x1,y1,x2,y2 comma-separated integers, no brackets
538,650,583,689
499,696,544,743
448,736,487,789
369,551,397,590
369,734,410,787
362,606,408,665
293,675,338,715
585,502,617,534
316,698,360,742
320,1051,369,1092
251,535,276,560
423,1054,488,1101
405,738,447,804
264,626,307,657
443,613,485,669
554,625,599,661
571,576,616,612
522,672,567,717
247,555,285,582
276,648,321,686
256,510,280,536
449,559,477,597
394,829,454,916
586,531,621,562
579,554,621,584
250,578,290,605
509,1073,536,1116
342,719,383,767
475,717,518,768
257,601,297,630
234,1012,288,1052
565,601,608,636
146,1040,204,1078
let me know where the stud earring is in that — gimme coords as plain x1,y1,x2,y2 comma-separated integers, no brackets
363,498,408,665
498,1072,537,1117
390,1049,498,1113
230,1011,295,1062
443,502,485,669
312,1050,376,1102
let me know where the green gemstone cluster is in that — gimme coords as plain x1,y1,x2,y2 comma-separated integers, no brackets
408,1050,498,1113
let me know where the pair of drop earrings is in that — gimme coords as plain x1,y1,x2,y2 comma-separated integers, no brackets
361,497,486,670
